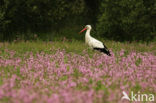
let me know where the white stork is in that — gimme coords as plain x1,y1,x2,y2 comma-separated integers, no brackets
79,25,111,56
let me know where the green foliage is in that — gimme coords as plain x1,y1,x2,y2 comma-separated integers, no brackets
0,0,86,40
96,0,156,41
0,0,155,41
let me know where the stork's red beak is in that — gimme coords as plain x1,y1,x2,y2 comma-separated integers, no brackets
79,28,87,34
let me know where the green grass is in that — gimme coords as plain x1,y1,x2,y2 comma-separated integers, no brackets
0,40,155,57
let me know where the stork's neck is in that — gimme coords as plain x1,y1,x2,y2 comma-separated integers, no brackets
85,29,91,41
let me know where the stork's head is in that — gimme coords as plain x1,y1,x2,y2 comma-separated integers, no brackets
79,25,92,34
85,25,92,30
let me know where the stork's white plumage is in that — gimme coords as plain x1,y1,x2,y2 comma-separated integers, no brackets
79,25,111,56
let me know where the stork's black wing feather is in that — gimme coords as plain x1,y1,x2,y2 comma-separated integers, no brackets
93,43,111,56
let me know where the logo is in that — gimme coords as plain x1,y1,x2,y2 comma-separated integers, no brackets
122,91,155,102
122,91,130,101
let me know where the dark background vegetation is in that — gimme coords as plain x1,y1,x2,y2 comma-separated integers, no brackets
0,0,156,42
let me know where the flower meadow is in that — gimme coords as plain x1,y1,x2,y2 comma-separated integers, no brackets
0,47,156,103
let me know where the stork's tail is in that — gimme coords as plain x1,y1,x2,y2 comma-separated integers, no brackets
93,48,111,56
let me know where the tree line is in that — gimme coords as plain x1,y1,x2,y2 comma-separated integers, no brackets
0,0,155,41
